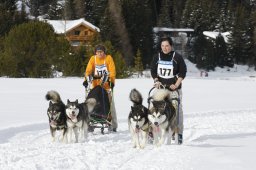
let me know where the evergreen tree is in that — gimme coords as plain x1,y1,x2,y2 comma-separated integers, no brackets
181,0,218,34
229,5,252,64
98,4,120,50
121,0,154,66
103,40,129,78
61,49,85,76
0,0,17,36
157,0,172,27
13,1,28,25
172,0,187,27
26,0,51,18
193,34,215,70
48,0,64,19
84,0,107,26
84,0,93,21
0,21,70,77
134,49,144,77
74,0,86,18
215,34,228,67
64,0,76,20
249,9,256,67
25,0,40,18
215,0,232,32
107,0,133,66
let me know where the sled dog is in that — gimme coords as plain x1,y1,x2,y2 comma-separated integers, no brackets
45,91,67,142
65,99,89,143
148,89,177,146
128,89,149,149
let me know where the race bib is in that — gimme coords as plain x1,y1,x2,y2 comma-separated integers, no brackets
157,60,174,79
95,64,108,77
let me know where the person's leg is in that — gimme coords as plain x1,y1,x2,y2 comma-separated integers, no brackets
177,89,183,144
108,91,118,131
110,99,118,131
169,89,183,144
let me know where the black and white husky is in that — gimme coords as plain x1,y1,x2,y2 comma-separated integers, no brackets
65,99,89,143
148,89,177,146
45,91,67,142
128,89,149,149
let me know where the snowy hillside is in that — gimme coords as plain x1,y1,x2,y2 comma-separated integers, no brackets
0,64,256,170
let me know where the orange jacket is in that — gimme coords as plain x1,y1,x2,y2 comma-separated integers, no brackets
85,55,116,90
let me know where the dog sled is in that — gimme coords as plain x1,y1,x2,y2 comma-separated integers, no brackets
85,81,113,134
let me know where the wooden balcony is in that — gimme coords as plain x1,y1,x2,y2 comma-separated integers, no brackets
66,35,93,41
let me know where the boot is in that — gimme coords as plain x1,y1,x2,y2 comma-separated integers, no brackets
178,134,183,145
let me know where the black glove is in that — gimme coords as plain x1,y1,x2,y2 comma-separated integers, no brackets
83,80,88,88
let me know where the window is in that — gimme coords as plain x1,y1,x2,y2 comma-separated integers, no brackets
84,30,89,35
74,30,80,35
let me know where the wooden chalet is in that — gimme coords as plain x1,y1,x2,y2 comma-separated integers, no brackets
45,18,100,47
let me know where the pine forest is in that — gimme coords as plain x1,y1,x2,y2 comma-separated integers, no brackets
0,0,255,77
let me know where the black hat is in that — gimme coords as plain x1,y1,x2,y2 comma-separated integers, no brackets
160,36,173,46
95,45,106,53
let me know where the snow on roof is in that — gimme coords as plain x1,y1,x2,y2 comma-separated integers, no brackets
44,18,100,34
153,27,194,32
203,31,230,43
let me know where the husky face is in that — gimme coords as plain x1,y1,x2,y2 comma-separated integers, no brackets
65,99,80,121
47,101,64,127
148,101,168,126
129,105,147,129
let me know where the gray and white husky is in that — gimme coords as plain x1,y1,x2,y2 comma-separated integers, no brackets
128,89,149,149
65,99,90,143
148,89,178,146
45,91,67,142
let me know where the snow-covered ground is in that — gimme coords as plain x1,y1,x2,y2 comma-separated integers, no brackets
1,62,256,170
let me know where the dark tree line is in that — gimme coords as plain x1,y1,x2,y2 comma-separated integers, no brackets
0,0,256,77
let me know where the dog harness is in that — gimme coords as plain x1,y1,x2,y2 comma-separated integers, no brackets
56,125,66,130
157,52,175,79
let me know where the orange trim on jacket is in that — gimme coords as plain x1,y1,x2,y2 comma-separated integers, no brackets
85,55,116,90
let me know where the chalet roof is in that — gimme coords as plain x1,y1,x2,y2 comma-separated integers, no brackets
153,27,194,32
45,18,100,34
203,31,230,43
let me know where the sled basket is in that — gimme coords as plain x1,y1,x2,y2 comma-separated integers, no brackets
85,85,112,134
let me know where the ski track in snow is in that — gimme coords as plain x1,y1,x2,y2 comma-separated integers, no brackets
0,109,256,170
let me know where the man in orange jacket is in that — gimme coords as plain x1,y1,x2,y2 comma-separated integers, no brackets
83,44,117,132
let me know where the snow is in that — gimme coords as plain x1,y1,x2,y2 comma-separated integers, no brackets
203,31,230,43
44,18,100,34
16,1,30,14
1,62,256,170
153,27,194,32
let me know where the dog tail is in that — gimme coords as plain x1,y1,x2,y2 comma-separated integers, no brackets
129,88,143,105
45,90,62,103
152,89,170,101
